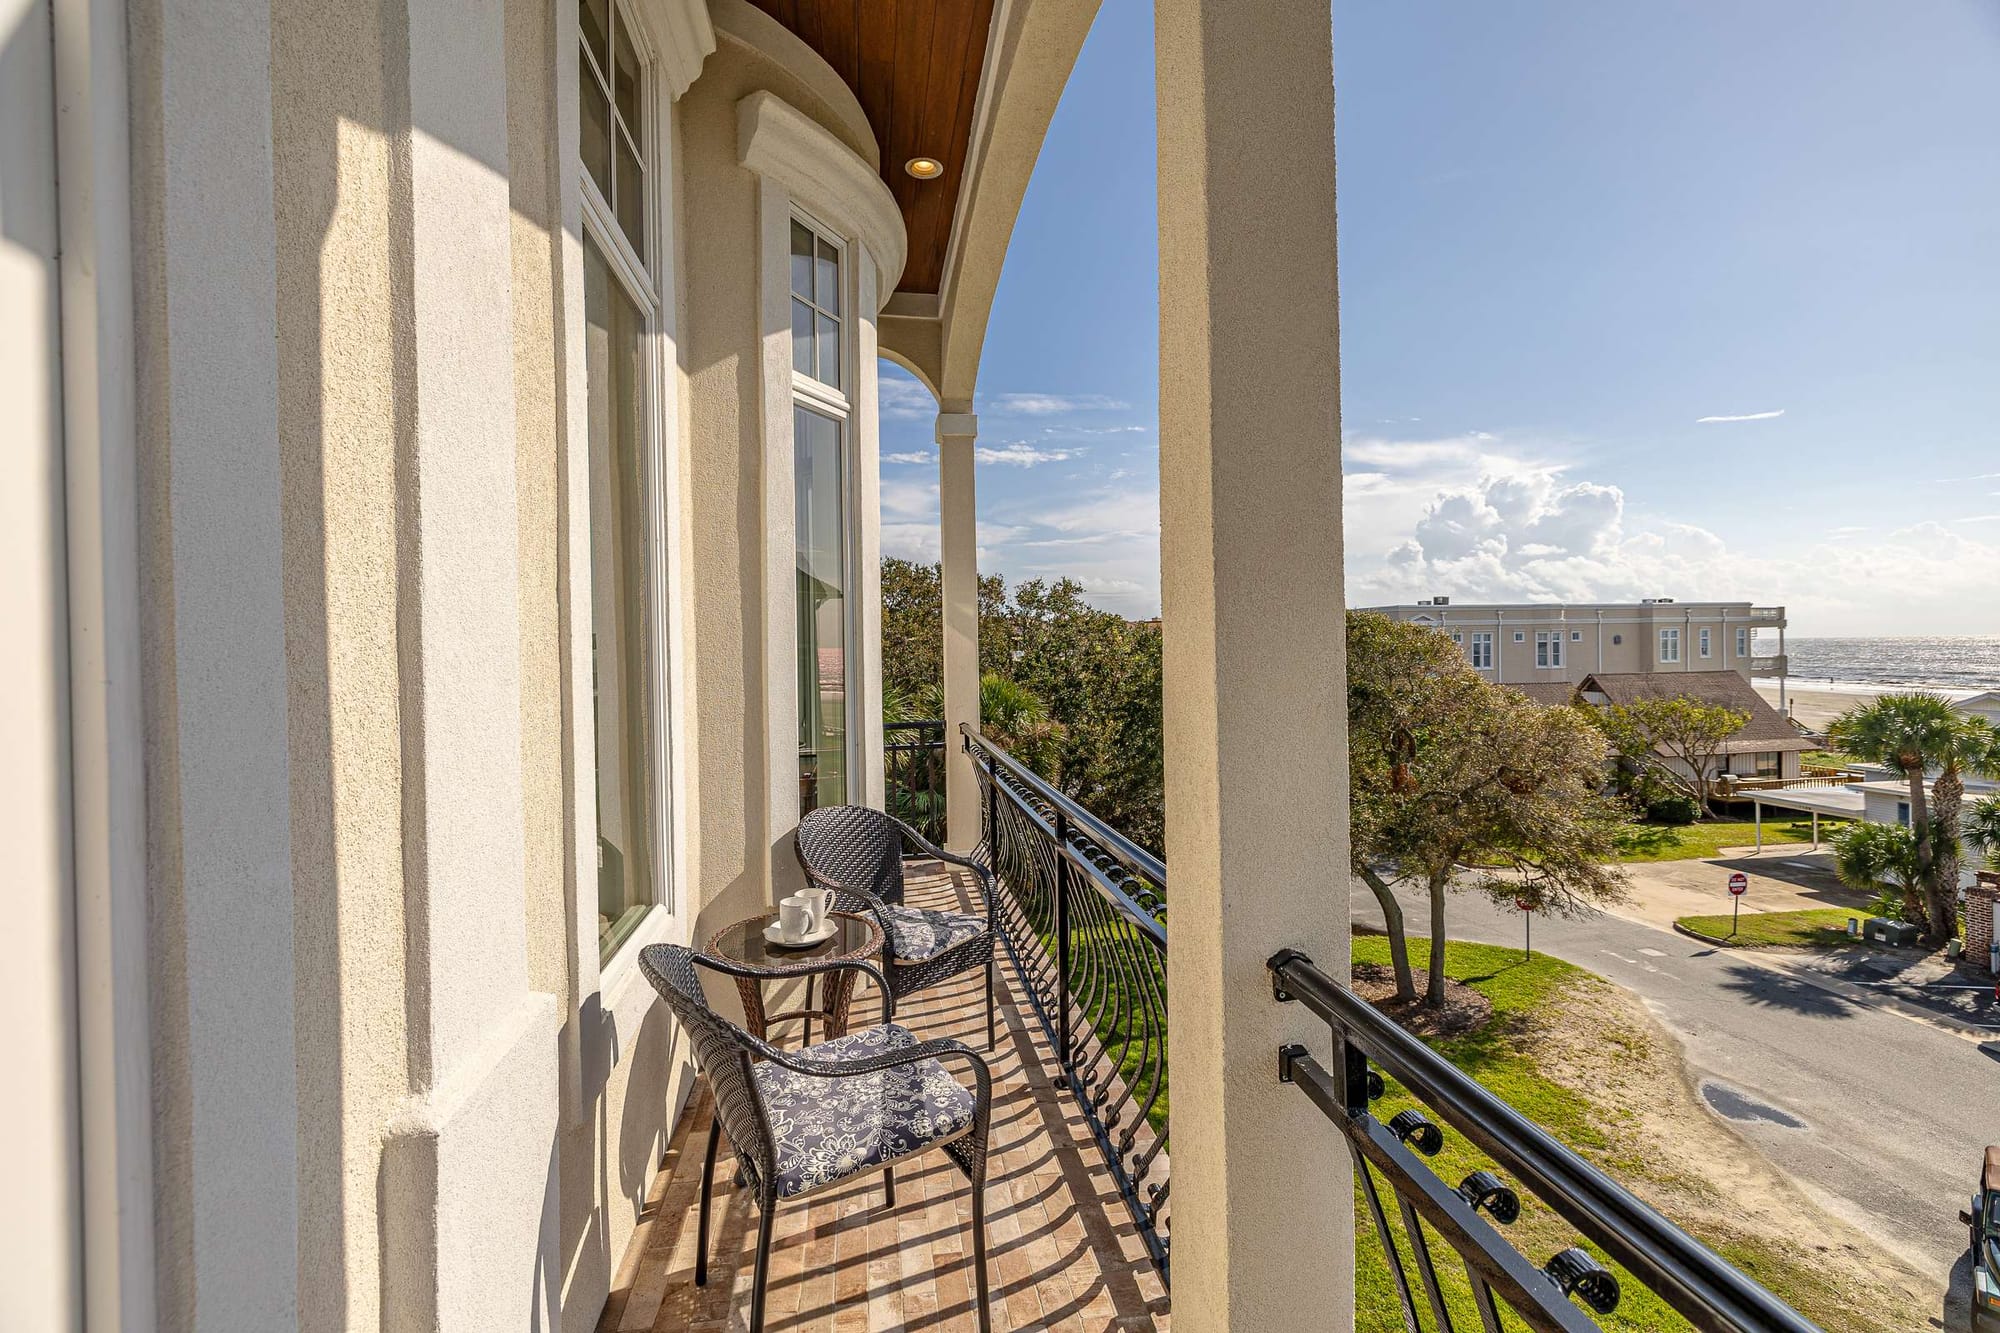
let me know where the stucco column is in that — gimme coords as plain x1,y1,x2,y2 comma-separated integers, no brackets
1155,0,1353,1328
937,409,982,851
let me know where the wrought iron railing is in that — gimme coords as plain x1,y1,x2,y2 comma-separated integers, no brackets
961,724,1170,1281
884,720,947,845
1268,948,1825,1332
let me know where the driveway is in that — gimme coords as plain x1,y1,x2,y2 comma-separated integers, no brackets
1354,880,1996,1326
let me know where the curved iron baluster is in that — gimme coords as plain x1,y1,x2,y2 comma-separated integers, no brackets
965,726,1171,1281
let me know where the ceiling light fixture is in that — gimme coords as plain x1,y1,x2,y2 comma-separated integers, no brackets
904,156,943,180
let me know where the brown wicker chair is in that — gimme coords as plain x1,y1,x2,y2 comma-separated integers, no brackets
638,943,993,1332
794,804,998,1049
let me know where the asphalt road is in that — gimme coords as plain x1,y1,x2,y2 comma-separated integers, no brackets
1352,882,1997,1319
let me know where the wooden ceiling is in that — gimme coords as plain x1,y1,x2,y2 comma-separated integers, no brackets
749,0,996,296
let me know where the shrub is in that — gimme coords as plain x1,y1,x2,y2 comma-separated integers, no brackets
1645,794,1700,826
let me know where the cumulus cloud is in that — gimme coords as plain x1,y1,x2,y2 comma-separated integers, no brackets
1695,409,1785,424
986,392,1129,415
882,451,933,466
1342,433,2000,634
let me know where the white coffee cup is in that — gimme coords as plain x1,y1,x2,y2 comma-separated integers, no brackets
778,893,813,942
803,887,834,932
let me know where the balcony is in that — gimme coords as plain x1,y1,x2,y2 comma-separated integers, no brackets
602,732,1825,1332
1749,607,1786,622
1750,654,1789,677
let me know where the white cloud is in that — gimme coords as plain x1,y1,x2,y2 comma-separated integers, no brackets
1695,409,1785,424
975,443,1072,467
1342,439,2000,635
986,392,1129,416
882,451,933,466
1043,424,1147,436
878,376,937,421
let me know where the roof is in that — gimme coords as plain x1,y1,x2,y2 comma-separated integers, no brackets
1505,682,1583,707
1580,671,1817,754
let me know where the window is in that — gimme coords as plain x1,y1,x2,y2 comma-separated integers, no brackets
578,0,666,959
1659,628,1681,663
1755,752,1781,778
1699,627,1712,658
791,219,843,390
1536,631,1563,668
1737,627,1749,657
1571,630,1583,642
579,0,647,255
1896,801,1911,827
1469,632,1494,670
790,214,852,813
1450,632,1463,644
584,232,657,958
1513,631,1525,643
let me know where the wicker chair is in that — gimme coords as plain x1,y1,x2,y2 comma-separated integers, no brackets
794,804,998,1048
637,943,993,1333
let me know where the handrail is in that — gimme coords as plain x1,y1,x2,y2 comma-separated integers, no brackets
962,724,1170,1279
1269,948,1825,1332
959,722,1166,919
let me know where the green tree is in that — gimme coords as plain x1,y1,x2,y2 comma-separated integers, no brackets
878,560,1164,853
1592,696,1749,817
1829,694,1999,943
1348,613,1627,1007
1831,820,1928,923
1966,795,2000,873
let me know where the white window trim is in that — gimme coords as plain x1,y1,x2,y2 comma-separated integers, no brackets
1660,628,1681,663
1699,627,1712,658
557,0,703,1030
741,89,903,874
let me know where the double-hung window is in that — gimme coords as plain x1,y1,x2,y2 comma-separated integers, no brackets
1660,628,1681,663
579,0,666,958
791,214,852,814
1699,627,1712,658
1469,632,1494,670
1536,631,1563,668
1737,627,1749,658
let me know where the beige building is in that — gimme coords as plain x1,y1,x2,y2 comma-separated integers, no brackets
1365,598,1791,703
6,0,1821,1328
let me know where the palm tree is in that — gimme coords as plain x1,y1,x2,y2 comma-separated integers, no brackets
1832,821,1926,924
1968,795,2000,874
1828,694,1997,943
978,672,1064,776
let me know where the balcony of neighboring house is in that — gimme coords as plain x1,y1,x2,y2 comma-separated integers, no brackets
600,729,1829,1332
1750,654,1789,677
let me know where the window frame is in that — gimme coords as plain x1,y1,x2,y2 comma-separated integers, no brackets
1699,627,1712,658
1660,627,1681,663
787,207,860,814
1535,630,1563,669
1469,632,1494,671
574,0,680,966
1737,627,1749,658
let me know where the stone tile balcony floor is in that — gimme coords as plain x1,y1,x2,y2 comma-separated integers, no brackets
599,862,1171,1332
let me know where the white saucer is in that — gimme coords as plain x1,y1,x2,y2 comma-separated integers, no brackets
764,920,838,948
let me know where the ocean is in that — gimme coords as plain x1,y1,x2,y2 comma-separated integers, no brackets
1752,635,2000,694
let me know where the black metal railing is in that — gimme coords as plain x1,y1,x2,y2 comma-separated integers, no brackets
962,724,1170,1281
1268,948,1825,1332
884,720,947,845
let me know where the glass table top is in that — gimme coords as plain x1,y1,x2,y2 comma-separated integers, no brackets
705,910,879,972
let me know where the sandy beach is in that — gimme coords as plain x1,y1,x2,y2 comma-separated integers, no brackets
1753,682,1882,732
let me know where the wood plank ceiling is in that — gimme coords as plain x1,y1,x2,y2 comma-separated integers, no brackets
749,0,996,296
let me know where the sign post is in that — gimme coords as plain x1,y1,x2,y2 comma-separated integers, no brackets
1515,898,1534,959
1727,871,1749,936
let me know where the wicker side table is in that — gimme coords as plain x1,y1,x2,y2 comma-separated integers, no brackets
702,910,884,1045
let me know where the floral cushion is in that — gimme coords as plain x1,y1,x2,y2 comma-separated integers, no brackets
753,1024,977,1198
881,903,985,963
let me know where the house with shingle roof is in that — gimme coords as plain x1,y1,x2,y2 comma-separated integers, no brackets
1575,670,1815,780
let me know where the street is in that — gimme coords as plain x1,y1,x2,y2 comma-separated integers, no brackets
1353,881,1997,1319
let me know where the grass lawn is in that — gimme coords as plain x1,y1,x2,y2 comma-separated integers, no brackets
1613,816,1845,863
1675,907,1878,948
1348,935,1909,1332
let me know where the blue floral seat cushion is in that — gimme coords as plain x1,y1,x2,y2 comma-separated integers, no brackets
880,903,984,963
752,1024,977,1198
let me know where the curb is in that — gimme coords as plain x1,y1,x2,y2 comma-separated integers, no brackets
1668,923,1998,1039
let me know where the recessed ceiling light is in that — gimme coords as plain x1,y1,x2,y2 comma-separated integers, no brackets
904,156,944,180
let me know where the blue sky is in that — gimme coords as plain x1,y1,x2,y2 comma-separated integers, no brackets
878,0,2000,635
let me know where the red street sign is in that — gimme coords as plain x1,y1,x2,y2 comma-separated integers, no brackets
1515,899,1534,913
1728,872,1749,896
